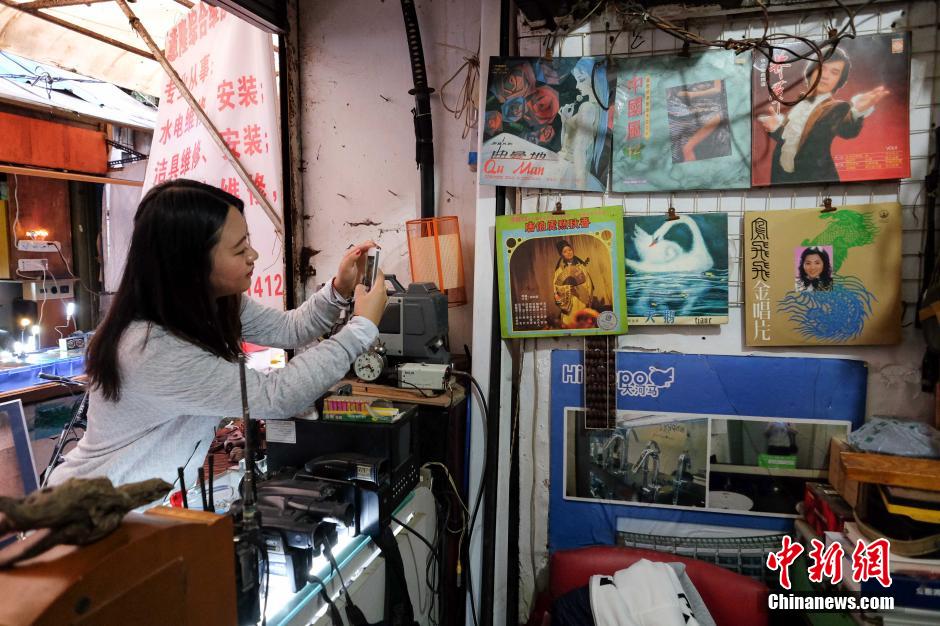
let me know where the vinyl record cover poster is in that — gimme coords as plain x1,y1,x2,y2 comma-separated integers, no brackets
481,57,613,192
496,207,628,337
624,213,729,325
752,33,910,186
611,50,752,193
744,203,902,347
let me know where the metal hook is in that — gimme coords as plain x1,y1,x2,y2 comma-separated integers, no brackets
665,192,679,220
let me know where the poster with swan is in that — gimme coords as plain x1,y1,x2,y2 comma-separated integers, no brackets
624,213,729,325
744,203,901,347
481,56,613,192
496,206,628,337
610,50,751,193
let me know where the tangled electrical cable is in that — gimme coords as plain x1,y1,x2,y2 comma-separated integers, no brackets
439,49,481,139
0,51,103,99
542,0,878,108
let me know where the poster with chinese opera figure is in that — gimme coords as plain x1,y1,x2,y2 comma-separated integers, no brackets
481,57,614,192
610,50,751,193
624,213,729,325
744,203,901,347
496,207,627,337
752,33,910,186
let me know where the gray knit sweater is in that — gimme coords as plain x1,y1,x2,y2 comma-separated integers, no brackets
48,284,377,489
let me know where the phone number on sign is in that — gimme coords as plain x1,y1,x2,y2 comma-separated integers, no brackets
245,273,285,298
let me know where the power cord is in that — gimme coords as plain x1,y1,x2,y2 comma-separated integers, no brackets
397,379,444,398
421,463,465,626
450,369,488,626
439,44,480,139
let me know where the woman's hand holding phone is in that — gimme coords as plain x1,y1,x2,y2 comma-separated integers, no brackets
353,270,387,326
334,240,378,299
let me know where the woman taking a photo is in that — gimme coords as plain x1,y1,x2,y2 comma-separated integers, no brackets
48,179,387,489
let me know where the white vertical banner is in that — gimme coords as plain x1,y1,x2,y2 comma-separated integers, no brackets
143,2,285,311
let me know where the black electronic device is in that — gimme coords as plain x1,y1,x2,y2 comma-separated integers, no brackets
377,280,449,364
305,452,387,485
266,408,420,530
351,278,450,384
244,472,356,593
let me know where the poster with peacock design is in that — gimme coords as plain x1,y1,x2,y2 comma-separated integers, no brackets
744,203,901,346
496,206,628,338
481,56,614,192
624,213,729,325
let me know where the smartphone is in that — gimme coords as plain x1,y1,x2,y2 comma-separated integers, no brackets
362,248,380,290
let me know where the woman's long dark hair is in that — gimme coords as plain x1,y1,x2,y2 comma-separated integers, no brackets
86,179,245,401
798,247,833,290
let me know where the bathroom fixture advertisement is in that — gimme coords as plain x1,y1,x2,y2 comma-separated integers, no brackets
549,350,865,551
564,409,849,515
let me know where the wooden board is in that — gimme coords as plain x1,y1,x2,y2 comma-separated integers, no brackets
828,436,860,508
0,111,107,174
0,509,235,626
840,451,940,492
0,164,142,187
0,376,88,405
337,378,466,408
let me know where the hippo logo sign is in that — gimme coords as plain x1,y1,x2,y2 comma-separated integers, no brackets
617,367,676,398
560,364,583,384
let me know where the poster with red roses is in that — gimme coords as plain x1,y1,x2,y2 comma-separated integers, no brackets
481,56,614,192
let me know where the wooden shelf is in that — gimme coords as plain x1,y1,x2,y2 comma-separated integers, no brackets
709,463,828,479
0,164,143,187
840,452,940,492
335,378,466,408
0,375,87,405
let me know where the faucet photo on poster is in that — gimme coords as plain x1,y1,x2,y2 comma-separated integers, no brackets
563,408,851,517
568,411,709,509
743,203,902,346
